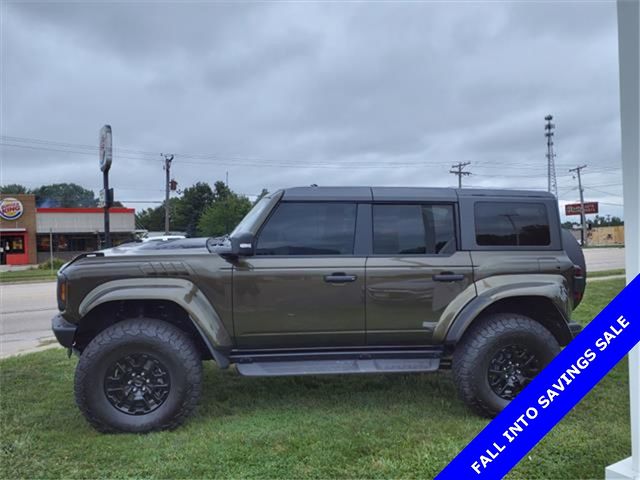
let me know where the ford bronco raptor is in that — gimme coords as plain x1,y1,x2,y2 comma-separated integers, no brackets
52,186,586,432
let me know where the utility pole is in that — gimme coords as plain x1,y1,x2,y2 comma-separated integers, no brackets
545,115,558,197
162,154,174,235
450,162,472,188
569,164,588,246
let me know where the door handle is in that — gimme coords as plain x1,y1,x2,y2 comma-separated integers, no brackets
433,272,465,282
324,273,358,283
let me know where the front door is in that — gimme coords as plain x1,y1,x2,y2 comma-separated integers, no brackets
233,201,366,349
365,203,474,345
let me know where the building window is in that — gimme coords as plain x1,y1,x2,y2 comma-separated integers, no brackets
36,234,99,252
0,235,25,254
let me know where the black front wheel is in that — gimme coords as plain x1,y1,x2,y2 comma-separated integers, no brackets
74,319,202,433
452,313,559,417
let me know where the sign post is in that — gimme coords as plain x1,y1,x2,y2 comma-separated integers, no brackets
606,1,639,478
99,125,113,248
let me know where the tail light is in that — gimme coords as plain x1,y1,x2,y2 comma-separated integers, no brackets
572,265,584,305
57,274,68,311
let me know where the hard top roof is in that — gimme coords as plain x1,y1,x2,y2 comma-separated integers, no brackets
280,186,555,202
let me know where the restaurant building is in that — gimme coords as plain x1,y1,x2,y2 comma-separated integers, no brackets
0,194,136,265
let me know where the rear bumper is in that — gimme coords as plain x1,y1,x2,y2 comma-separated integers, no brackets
51,313,77,348
568,322,583,338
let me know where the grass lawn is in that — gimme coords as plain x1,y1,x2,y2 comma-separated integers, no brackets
0,279,630,479
588,268,626,278
0,269,56,283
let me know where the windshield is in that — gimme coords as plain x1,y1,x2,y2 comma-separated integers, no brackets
230,197,271,237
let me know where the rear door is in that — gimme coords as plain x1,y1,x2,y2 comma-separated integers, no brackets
233,201,367,348
365,203,474,345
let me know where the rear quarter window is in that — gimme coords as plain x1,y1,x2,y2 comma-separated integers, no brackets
474,202,550,246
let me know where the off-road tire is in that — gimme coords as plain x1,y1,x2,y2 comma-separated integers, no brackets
74,318,202,433
452,313,559,418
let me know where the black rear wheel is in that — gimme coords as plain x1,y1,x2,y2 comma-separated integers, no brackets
452,313,559,417
74,318,202,433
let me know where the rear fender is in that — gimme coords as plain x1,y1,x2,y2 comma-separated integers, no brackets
436,274,572,345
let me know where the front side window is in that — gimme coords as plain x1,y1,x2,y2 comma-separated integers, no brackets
475,202,550,246
373,204,456,255
256,202,357,256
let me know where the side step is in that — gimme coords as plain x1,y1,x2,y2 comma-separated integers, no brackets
233,349,442,377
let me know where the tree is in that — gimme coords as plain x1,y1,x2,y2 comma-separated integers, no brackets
136,206,165,232
591,214,624,227
173,182,215,237
31,183,96,207
213,181,232,201
135,197,181,232
254,188,269,204
0,184,29,194
197,194,252,237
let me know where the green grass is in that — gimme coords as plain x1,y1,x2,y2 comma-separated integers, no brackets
0,279,629,479
0,269,56,283
588,269,626,279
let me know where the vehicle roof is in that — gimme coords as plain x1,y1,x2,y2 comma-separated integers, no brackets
281,186,555,202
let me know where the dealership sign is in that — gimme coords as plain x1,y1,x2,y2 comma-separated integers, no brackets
99,124,113,172
0,197,24,221
565,202,598,216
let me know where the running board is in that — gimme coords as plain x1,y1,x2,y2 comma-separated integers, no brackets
233,349,442,377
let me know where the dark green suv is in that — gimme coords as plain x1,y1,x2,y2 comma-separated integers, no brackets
52,186,586,432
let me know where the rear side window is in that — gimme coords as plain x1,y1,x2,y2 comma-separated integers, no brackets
475,202,550,246
373,204,456,255
256,202,357,255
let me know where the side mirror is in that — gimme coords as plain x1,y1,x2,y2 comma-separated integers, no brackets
230,233,255,257
207,233,255,259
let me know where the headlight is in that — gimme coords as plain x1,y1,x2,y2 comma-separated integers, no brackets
57,274,68,311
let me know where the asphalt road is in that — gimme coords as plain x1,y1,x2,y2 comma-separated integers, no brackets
0,282,57,358
582,247,626,272
0,247,627,358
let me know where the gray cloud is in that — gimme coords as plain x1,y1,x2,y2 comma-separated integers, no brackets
1,1,623,218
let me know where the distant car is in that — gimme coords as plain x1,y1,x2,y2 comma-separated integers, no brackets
141,235,186,243
52,186,586,433
135,237,208,251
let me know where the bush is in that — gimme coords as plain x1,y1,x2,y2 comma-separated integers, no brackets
37,258,67,270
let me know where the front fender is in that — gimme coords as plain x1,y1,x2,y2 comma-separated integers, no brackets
78,278,232,367
435,274,571,344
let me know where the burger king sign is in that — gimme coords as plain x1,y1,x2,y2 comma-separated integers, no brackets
0,198,24,221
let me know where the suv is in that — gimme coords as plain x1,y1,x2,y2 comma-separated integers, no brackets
52,186,586,433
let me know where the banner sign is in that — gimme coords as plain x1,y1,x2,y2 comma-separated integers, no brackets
565,202,598,215
436,274,640,480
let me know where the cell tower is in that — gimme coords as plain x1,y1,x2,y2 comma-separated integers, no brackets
545,115,558,197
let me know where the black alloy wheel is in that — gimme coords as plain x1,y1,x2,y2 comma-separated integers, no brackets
104,353,171,415
487,344,540,400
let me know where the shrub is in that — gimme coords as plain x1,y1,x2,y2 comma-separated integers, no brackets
38,258,67,270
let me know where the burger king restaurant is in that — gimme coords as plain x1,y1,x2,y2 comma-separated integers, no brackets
0,194,136,266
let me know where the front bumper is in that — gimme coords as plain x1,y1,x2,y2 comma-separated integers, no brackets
51,313,77,348
568,322,583,338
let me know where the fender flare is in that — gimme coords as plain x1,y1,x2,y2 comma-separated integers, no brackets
78,278,232,368
440,275,573,345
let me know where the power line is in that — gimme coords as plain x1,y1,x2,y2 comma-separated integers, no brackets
162,154,174,235
449,162,472,188
569,165,588,246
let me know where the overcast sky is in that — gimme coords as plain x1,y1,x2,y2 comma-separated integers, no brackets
0,0,623,219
